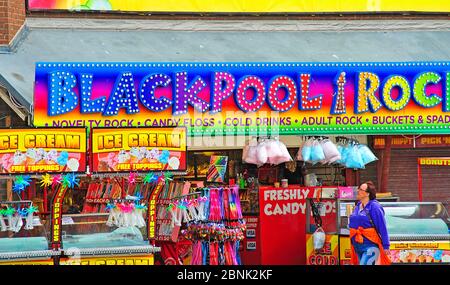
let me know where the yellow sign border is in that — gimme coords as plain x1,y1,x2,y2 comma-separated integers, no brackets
59,254,154,265
63,1,450,13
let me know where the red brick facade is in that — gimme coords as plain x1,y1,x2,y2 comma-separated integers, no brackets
0,0,25,45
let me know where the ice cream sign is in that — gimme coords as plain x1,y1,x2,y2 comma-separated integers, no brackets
90,127,187,173
34,62,450,136
0,128,87,174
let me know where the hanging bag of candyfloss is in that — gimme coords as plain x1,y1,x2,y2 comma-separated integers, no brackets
335,140,348,165
296,139,304,161
256,139,269,167
313,227,326,250
345,143,365,169
310,139,325,165
243,138,259,165
270,138,292,165
301,138,313,162
310,200,325,250
321,139,341,164
265,138,283,165
358,144,378,165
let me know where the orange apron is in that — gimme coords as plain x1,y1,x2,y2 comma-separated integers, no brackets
349,226,391,265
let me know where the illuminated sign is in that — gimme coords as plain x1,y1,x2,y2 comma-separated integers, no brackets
34,62,450,136
0,128,87,174
0,259,54,265
148,178,165,241
374,135,450,149
50,185,69,249
90,127,186,172
418,157,450,166
60,255,154,265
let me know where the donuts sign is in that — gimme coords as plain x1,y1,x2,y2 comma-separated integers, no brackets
34,62,450,136
90,127,186,173
0,128,87,174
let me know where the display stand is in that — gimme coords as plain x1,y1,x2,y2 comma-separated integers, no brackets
152,178,194,265
49,172,185,265
0,200,59,264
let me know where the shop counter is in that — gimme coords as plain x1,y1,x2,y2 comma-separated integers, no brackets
0,215,58,265
58,213,160,265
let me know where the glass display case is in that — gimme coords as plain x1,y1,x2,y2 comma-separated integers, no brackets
338,201,450,237
338,201,450,264
58,213,159,265
382,202,450,237
0,202,57,264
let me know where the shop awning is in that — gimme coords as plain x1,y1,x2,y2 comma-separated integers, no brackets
1,18,450,113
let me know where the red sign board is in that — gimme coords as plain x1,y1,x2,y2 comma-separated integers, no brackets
259,186,328,265
239,215,261,265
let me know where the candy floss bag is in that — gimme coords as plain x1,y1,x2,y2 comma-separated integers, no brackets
301,138,313,162
243,137,259,165
256,139,269,166
264,138,281,165
358,144,378,165
296,140,304,161
313,227,326,250
310,139,325,164
321,139,341,164
345,144,365,169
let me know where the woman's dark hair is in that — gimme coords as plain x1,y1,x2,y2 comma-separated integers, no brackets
362,181,377,200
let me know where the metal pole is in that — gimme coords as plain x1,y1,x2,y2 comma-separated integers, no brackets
417,158,423,202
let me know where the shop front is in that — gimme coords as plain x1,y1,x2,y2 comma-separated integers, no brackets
0,61,449,265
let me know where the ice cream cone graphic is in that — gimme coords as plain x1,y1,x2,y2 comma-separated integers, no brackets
130,155,140,164
408,251,417,262
13,151,26,166
26,157,35,165
118,150,131,164
129,147,141,163
25,148,37,165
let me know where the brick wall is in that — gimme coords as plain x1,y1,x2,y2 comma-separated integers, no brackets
359,161,377,187
0,0,26,45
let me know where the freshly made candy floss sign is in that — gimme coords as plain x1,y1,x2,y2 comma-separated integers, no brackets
33,62,450,136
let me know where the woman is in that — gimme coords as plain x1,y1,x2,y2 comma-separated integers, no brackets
349,181,391,265
283,161,303,185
